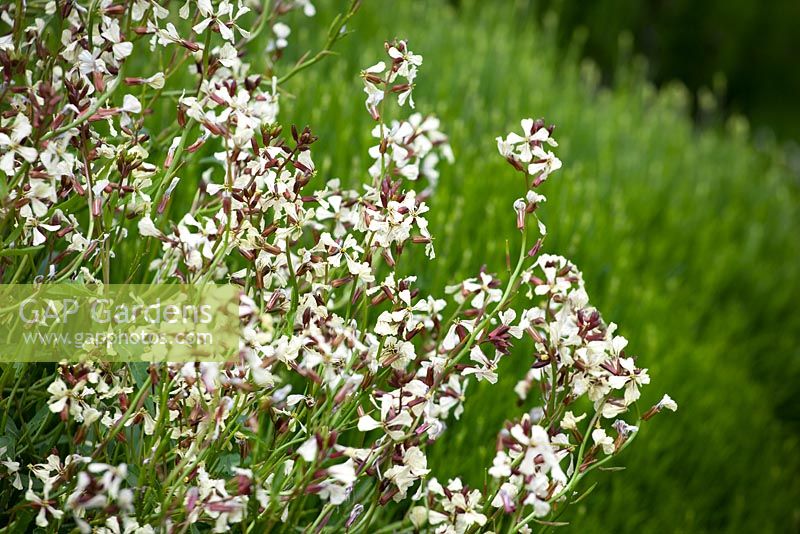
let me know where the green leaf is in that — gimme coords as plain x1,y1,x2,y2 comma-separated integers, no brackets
0,246,43,257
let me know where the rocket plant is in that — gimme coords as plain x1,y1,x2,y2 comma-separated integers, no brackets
0,0,675,532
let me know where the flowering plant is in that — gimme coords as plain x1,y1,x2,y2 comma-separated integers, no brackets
0,1,675,532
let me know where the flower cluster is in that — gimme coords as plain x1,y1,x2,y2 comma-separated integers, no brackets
410,478,488,533
361,40,422,116
496,118,562,186
0,1,675,532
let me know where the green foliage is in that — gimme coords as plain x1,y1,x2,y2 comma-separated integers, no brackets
275,0,799,531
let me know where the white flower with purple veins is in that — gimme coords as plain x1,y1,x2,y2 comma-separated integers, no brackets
100,18,133,60
21,178,56,218
462,272,502,309
77,48,107,79
193,0,251,43
26,482,64,528
462,345,501,384
608,356,651,405
358,380,428,440
497,118,558,161
0,114,38,175
384,446,430,500
534,254,575,296
614,419,639,438
528,144,562,182
388,42,423,81
510,415,567,483
424,478,487,533
441,318,475,351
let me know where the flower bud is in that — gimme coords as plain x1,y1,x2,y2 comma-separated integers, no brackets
513,198,527,230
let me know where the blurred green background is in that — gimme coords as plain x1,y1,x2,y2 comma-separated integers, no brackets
281,0,800,531
540,0,800,143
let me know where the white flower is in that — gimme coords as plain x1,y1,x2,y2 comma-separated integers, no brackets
491,481,519,508
463,345,499,384
297,0,316,16
409,506,428,528
361,61,386,117
297,436,318,462
509,416,567,484
441,319,474,351
592,428,616,455
488,450,512,479
388,43,422,73
561,411,586,431
101,18,133,60
657,394,678,412
0,114,37,175
608,357,651,405
496,119,555,161
527,145,562,181
46,378,71,413
270,22,291,50
26,482,64,527
357,414,381,432
384,446,430,499
613,419,639,437
193,0,251,42
122,94,142,114
137,216,162,237
0,448,22,490
77,49,106,78
142,72,165,89
346,255,374,283
0,35,13,53
319,459,356,505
